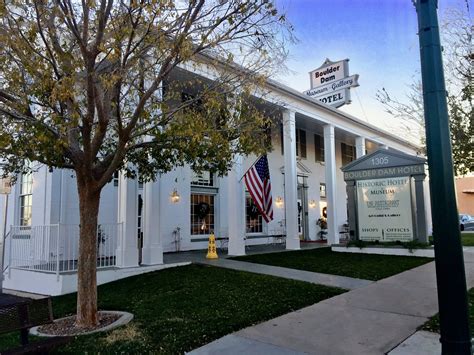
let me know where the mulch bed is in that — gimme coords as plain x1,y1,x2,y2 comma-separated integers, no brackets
38,312,121,336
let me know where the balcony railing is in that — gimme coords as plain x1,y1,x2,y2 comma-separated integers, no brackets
4,223,122,276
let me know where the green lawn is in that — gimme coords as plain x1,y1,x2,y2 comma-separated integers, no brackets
422,287,474,335
462,233,474,246
231,247,433,281
0,264,344,354
429,233,474,246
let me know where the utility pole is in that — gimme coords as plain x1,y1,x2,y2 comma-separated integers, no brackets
414,0,471,353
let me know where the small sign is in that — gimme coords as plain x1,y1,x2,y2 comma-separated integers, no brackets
0,177,11,195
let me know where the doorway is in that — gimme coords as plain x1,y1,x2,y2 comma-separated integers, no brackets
297,175,309,240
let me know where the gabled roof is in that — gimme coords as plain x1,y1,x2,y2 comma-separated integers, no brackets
341,148,426,172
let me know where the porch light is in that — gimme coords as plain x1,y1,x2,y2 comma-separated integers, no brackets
170,188,180,203
275,196,284,208
309,200,316,208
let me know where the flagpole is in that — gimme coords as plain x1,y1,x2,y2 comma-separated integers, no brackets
238,155,264,183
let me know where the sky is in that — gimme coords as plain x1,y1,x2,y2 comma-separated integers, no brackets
273,0,470,139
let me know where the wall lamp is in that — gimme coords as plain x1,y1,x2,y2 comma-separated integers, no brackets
309,200,316,208
171,188,180,203
275,196,284,208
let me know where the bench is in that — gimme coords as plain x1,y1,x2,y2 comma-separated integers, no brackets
0,296,70,354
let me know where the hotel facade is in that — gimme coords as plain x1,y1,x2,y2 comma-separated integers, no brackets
0,63,431,295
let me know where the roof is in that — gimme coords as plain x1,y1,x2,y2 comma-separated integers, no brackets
196,51,421,152
341,148,426,172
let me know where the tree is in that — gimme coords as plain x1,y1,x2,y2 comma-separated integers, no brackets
376,6,473,175
0,0,292,327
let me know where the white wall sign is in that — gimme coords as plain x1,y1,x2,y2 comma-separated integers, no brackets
0,177,11,195
356,177,414,242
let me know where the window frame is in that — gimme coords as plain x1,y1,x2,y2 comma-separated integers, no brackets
190,170,218,236
18,172,33,226
245,192,265,235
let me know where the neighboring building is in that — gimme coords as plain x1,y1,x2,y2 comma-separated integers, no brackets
456,175,474,216
0,64,428,296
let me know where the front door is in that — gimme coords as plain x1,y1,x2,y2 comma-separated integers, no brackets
297,175,309,240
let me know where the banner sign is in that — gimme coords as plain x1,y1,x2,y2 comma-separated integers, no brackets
305,58,359,108
356,177,414,242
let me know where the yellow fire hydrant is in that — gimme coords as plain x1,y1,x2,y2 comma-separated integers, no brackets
206,233,218,259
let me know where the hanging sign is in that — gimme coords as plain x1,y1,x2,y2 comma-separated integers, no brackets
356,177,414,242
304,58,359,108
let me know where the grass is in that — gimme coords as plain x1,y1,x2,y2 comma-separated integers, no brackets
422,287,474,335
0,264,345,354
462,232,474,246
428,232,474,247
231,247,433,281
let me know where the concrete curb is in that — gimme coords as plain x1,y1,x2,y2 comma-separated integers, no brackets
30,311,133,337
332,246,434,258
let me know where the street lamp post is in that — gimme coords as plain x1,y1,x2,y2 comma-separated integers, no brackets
415,0,471,353
0,177,11,294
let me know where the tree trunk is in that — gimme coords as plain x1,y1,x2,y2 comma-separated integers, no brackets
75,178,101,328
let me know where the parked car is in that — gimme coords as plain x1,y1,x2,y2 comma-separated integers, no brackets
460,214,474,231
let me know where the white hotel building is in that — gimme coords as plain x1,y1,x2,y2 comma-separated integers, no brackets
0,64,429,296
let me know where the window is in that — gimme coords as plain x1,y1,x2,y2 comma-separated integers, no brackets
191,171,217,235
315,134,325,162
341,142,356,165
320,183,326,199
191,171,214,187
296,129,307,158
280,126,306,158
190,194,215,235
19,172,33,226
246,193,263,233
113,172,119,187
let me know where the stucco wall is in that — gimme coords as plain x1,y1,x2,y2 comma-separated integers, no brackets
456,176,474,215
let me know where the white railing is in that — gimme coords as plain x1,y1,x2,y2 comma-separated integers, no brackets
5,223,122,275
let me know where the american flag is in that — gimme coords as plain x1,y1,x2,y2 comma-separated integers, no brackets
243,155,274,223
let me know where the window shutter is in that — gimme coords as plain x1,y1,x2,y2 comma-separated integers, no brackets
280,124,284,155
300,129,307,158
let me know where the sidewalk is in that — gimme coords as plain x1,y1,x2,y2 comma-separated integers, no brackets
164,247,371,290
189,248,474,354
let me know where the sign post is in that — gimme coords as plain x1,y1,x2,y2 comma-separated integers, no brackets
415,0,471,353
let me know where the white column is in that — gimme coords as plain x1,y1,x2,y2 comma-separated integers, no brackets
283,109,300,250
142,178,163,265
355,136,366,159
324,125,339,245
116,172,139,267
227,155,246,256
